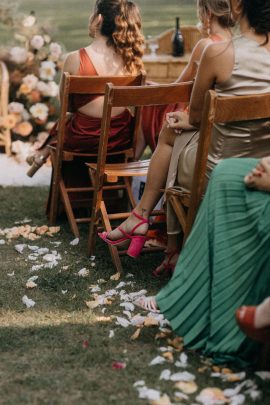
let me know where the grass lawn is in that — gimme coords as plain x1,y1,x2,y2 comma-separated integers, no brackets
0,185,270,404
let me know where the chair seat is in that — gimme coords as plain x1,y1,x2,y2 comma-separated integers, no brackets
87,159,150,177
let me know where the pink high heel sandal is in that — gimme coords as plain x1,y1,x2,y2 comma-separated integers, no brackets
98,210,149,258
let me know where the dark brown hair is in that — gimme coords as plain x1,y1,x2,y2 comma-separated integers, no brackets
94,0,144,74
242,0,270,44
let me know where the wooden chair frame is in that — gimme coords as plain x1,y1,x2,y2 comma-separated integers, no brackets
167,89,270,242
0,61,11,155
48,72,144,237
87,81,193,273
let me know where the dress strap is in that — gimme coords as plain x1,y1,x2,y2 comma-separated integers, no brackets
78,48,98,76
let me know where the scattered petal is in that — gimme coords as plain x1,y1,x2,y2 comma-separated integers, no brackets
22,295,36,308
70,237,79,246
159,369,171,380
144,316,160,327
15,243,27,253
167,336,183,351
109,330,115,338
7,271,15,277
78,268,89,277
174,381,198,394
110,272,121,281
149,394,172,405
116,316,130,328
85,300,99,309
82,340,89,348
196,388,227,405
112,361,126,369
170,371,196,382
255,371,270,380
120,302,135,312
162,352,174,363
130,328,141,340
0,239,6,245
61,290,68,295
138,387,161,400
149,356,166,366
26,280,37,289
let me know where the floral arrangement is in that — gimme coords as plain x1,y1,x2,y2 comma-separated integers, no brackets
0,3,64,152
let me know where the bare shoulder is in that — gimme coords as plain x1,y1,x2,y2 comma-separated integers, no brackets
191,37,213,59
62,50,80,74
202,39,234,63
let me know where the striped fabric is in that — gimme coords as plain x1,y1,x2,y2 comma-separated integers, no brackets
157,158,270,364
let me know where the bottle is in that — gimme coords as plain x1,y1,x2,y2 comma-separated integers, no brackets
172,17,184,57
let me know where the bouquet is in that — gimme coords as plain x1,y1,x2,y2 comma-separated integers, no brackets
0,2,65,155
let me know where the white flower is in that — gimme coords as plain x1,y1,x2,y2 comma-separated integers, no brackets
22,74,39,91
30,103,49,121
9,47,28,64
30,35,45,50
8,102,24,114
43,81,59,97
49,42,62,59
23,15,36,28
36,81,48,94
39,61,56,81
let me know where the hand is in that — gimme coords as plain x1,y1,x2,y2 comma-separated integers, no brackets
166,111,194,133
244,156,270,192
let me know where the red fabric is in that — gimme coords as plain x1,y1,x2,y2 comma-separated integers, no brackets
50,109,133,153
141,102,186,152
71,48,99,110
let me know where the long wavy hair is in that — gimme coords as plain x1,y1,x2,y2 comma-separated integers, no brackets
242,0,270,44
198,0,234,28
93,0,144,74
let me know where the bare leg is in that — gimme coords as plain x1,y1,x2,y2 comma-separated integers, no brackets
135,126,147,160
108,123,177,239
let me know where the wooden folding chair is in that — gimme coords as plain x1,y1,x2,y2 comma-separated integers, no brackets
48,73,144,237
0,61,11,155
87,81,193,273
166,90,270,242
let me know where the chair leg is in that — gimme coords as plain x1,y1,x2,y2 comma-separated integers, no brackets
258,343,270,371
100,201,123,273
59,178,80,238
168,196,187,234
124,176,137,209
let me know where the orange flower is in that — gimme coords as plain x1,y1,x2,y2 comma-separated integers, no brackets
19,83,31,95
28,90,41,103
13,121,33,137
2,114,17,129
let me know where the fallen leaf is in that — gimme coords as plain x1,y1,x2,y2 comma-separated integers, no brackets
221,368,232,375
212,366,221,373
155,330,171,340
149,394,172,405
198,366,208,373
130,328,141,340
174,381,198,394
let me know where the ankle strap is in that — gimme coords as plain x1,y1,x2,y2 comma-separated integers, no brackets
132,210,149,224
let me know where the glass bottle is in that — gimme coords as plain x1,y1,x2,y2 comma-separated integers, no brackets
172,17,184,57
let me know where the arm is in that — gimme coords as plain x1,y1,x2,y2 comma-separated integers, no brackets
175,38,212,83
189,40,234,127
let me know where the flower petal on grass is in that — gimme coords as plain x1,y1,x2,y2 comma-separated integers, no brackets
149,356,166,366
149,394,172,405
15,243,27,253
112,361,126,369
170,371,196,382
70,237,79,246
174,381,198,394
26,280,37,289
196,388,227,405
159,369,171,380
77,268,89,277
255,371,270,380
22,295,36,308
109,330,115,338
120,302,135,312
116,317,130,328
110,272,121,281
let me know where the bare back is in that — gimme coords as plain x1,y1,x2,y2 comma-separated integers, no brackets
60,38,127,118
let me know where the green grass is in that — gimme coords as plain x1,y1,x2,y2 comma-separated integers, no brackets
0,0,197,51
0,185,270,404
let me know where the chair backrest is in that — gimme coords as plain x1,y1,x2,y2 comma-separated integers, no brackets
185,89,270,236
95,81,193,193
0,61,9,117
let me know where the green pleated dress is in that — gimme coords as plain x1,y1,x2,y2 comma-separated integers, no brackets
156,158,270,365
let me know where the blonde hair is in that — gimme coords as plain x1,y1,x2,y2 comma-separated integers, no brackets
94,0,144,74
197,0,233,28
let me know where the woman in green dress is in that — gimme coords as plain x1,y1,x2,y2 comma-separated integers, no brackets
135,156,270,364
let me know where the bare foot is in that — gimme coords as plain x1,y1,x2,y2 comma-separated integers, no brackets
106,209,149,241
244,157,270,191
